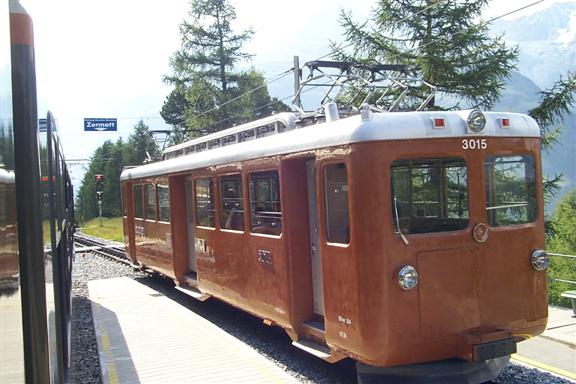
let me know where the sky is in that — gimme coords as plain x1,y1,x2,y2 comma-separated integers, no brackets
15,0,572,187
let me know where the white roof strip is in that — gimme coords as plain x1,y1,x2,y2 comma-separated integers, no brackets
121,111,539,181
163,112,299,158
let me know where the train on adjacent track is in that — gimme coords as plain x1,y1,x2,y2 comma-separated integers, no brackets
1,1,75,383
121,61,550,382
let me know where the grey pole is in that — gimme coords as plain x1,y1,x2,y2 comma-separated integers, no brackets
293,56,301,110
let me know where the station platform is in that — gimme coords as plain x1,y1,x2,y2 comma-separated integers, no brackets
89,277,576,383
514,305,576,381
88,277,297,383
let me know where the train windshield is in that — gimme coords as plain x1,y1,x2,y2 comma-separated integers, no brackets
391,158,469,234
484,155,537,227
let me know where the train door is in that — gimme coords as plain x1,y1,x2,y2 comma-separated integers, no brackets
307,159,324,316
185,176,197,274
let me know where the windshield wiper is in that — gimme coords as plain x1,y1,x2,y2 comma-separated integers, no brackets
394,195,410,245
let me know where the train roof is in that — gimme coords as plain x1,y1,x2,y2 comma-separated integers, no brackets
163,112,299,158
120,109,540,181
0,168,15,184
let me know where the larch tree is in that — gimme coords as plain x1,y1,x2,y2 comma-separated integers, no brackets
528,72,576,236
333,0,518,109
161,0,287,140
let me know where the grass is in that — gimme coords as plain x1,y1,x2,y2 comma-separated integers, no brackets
79,217,125,242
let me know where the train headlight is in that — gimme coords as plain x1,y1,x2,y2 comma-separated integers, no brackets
467,110,486,133
398,265,419,290
530,249,549,271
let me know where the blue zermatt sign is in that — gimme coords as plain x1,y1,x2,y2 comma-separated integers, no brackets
84,118,117,132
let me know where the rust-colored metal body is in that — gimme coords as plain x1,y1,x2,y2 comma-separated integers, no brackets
121,111,547,369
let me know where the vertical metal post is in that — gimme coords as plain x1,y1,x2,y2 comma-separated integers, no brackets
293,56,301,110
98,200,103,226
10,1,51,382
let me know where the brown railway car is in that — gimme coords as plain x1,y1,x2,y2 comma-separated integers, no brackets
120,107,548,382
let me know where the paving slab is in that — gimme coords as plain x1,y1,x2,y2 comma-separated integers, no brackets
88,277,298,384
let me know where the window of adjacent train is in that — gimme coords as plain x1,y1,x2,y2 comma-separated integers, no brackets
484,155,536,227
157,183,170,222
391,158,469,234
144,183,157,220
325,163,350,244
196,177,215,228
250,171,281,236
133,184,143,219
220,174,244,231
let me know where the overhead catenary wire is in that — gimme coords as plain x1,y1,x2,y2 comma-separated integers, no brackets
169,0,546,138
81,0,546,162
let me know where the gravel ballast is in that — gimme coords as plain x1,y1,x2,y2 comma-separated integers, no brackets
69,250,574,384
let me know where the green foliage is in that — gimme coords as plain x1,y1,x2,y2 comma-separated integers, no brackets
164,0,253,91
160,87,190,127
333,0,518,110
529,72,576,152
528,73,576,229
546,190,576,307
75,121,158,222
162,0,288,141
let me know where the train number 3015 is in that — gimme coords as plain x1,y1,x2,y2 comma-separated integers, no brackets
462,139,487,150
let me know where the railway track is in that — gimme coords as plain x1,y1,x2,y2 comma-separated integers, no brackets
74,232,133,267
72,234,574,384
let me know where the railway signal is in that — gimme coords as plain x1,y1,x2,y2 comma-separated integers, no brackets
95,174,104,226
95,174,104,190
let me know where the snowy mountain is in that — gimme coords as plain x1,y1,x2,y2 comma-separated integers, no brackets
490,2,576,89
490,2,576,211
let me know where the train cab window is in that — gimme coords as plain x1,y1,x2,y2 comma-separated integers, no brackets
144,183,157,220
391,158,469,234
249,171,281,236
484,155,536,227
133,184,143,219
220,174,244,231
157,183,170,222
196,177,215,228
325,163,350,244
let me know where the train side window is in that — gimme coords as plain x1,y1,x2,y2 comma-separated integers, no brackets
391,158,469,234
249,171,281,236
220,174,244,231
157,183,170,222
196,177,215,228
484,155,536,227
133,184,143,219
144,183,157,221
325,163,350,244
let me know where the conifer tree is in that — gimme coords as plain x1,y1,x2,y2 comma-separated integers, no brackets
164,0,253,91
529,72,576,236
333,0,518,109
75,121,159,221
162,0,287,139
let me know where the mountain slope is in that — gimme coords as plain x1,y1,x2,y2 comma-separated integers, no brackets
490,2,576,89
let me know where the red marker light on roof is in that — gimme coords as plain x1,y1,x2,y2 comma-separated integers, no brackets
500,118,510,128
432,118,445,129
